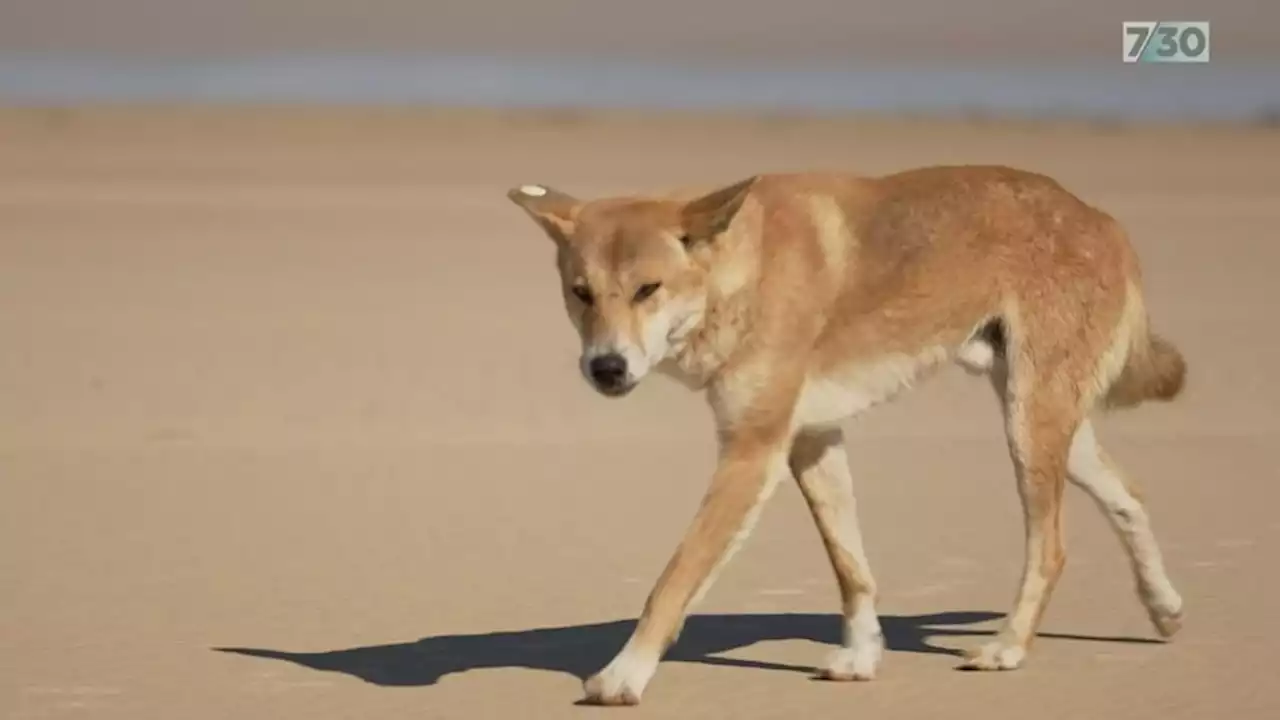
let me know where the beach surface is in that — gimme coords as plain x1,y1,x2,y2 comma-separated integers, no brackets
2,107,1278,718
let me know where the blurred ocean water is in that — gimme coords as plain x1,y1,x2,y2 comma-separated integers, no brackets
1,54,1276,122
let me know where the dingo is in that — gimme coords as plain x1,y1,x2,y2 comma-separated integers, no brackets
506,167,1186,705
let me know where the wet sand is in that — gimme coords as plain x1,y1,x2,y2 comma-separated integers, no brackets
2,107,1278,718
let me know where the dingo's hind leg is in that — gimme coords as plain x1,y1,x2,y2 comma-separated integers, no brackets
961,324,1086,671
1066,421,1184,637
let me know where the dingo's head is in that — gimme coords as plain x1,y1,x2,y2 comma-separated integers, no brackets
507,177,756,397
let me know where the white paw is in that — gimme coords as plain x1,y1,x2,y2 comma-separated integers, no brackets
959,641,1026,671
581,653,657,706
1146,595,1185,638
818,636,883,681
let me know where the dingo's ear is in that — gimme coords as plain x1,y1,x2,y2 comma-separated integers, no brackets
679,175,756,246
507,184,581,243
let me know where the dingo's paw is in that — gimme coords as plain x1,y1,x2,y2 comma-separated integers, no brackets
1147,599,1184,639
581,654,656,706
958,641,1026,671
817,638,882,682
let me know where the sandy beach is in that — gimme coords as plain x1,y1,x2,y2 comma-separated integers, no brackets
2,107,1278,718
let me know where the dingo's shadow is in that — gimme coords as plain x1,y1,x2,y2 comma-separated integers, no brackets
214,611,1161,687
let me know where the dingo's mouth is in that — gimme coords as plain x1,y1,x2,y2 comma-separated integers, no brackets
593,380,638,398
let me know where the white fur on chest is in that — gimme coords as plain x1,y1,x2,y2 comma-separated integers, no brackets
655,357,710,391
793,346,951,429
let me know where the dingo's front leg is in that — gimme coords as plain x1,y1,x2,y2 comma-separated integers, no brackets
789,428,883,681
582,430,792,705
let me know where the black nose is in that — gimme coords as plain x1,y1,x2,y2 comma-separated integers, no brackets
588,354,628,387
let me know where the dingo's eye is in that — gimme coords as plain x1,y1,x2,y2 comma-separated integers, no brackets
571,285,594,306
633,282,662,302
677,234,692,248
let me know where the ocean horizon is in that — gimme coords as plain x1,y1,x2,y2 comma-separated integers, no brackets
1,54,1277,123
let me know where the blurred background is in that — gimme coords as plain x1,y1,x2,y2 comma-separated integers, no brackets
1,0,1277,120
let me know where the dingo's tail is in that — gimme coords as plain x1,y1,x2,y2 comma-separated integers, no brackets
1104,330,1187,409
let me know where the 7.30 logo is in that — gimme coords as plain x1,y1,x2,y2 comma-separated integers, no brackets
1123,21,1210,63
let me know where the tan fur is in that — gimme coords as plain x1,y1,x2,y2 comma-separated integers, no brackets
1105,332,1188,409
506,166,1187,705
